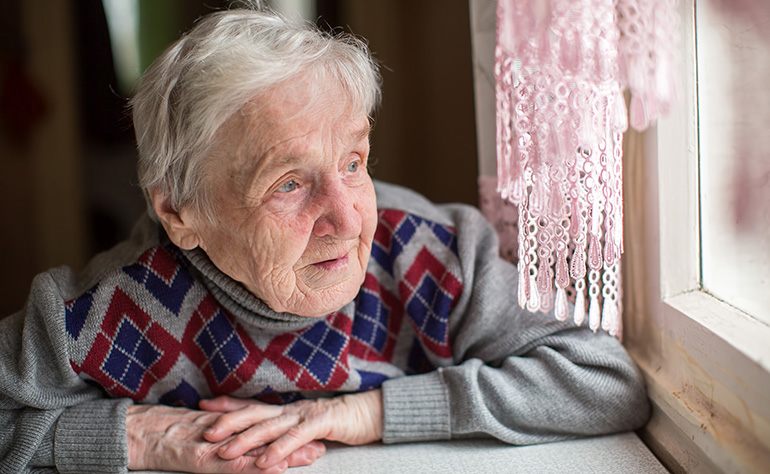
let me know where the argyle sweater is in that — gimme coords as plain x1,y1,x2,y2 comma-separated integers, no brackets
0,181,649,474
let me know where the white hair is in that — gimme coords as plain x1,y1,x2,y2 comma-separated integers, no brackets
130,6,381,221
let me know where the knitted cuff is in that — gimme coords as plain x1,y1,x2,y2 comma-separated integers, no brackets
381,370,451,444
54,398,131,474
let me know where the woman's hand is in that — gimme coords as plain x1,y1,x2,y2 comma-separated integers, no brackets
126,404,325,474
199,389,383,471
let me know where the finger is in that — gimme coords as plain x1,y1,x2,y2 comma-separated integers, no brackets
181,440,280,474
248,441,324,473
284,441,326,468
204,404,284,442
218,413,301,459
199,395,258,412
246,442,324,469
244,445,268,457
256,418,329,469
256,459,289,474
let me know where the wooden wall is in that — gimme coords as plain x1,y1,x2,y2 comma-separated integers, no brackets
341,0,479,206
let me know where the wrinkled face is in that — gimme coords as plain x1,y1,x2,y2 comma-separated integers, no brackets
186,77,377,317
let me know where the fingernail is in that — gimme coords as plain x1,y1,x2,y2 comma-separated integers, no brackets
218,443,230,456
257,454,269,466
204,427,216,436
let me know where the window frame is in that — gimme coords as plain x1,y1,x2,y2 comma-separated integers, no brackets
623,0,770,472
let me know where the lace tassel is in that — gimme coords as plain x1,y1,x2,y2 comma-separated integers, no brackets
588,295,601,332
574,283,586,326
554,287,569,321
527,273,540,312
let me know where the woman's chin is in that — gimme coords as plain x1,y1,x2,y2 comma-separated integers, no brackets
288,278,364,317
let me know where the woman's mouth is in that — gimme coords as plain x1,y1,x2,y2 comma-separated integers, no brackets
313,253,350,271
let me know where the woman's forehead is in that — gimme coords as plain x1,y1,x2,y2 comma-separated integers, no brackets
239,96,370,156
244,75,365,133
214,87,370,186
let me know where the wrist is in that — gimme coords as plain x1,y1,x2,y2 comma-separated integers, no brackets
342,389,383,442
364,389,384,440
125,404,151,470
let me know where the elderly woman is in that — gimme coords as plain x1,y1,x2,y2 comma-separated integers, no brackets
0,5,649,474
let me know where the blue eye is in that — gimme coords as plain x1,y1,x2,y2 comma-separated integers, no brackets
277,179,298,193
347,161,359,173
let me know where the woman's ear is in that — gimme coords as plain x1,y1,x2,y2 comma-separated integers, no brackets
149,188,201,250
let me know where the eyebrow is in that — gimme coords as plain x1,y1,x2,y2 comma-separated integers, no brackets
352,122,372,143
246,121,372,191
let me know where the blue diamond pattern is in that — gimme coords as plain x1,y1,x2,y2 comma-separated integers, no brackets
353,291,390,353
396,215,417,241
371,244,394,275
159,379,201,408
406,275,451,343
287,338,315,366
195,311,247,384
124,251,195,315
406,276,437,327
406,339,435,374
102,320,161,392
351,296,390,354
145,267,194,314
358,370,389,391
287,322,347,385
429,221,458,252
65,289,95,340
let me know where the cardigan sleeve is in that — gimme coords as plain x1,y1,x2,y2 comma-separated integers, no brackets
0,272,131,474
380,202,650,444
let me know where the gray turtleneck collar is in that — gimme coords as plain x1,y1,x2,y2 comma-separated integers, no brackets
182,246,352,332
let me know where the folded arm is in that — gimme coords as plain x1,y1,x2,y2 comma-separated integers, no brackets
381,204,649,444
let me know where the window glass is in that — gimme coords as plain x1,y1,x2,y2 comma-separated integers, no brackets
697,1,770,325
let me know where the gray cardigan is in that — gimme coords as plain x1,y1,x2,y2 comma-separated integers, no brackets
0,181,649,473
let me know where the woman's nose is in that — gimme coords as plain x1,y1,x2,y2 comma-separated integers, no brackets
312,180,361,239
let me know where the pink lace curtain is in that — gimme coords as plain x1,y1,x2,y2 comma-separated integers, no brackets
492,0,679,336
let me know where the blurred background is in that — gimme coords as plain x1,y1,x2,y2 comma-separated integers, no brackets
0,0,479,316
